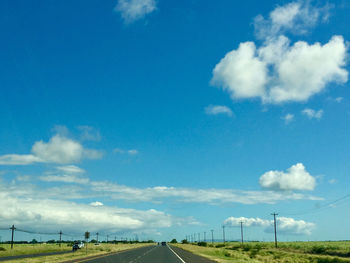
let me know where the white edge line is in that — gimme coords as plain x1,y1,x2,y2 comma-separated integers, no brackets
167,244,186,263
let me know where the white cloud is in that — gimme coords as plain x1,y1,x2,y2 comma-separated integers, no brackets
212,1,348,104
254,1,330,39
335,97,343,103
212,36,348,104
0,190,175,234
0,154,42,165
127,149,139,155
211,42,267,99
267,217,315,235
39,174,90,185
0,135,102,165
91,181,321,205
224,216,315,235
90,201,104,207
115,0,156,23
302,108,324,119
328,179,337,184
77,126,101,141
56,165,85,174
114,148,139,155
205,105,233,116
282,113,294,124
224,216,270,227
259,163,316,191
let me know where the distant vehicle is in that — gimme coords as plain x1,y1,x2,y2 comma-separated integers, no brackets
161,242,166,246
72,241,85,251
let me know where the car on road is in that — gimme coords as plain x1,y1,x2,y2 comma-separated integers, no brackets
72,241,85,251
161,242,166,246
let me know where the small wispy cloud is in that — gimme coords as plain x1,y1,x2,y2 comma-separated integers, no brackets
90,201,104,207
113,148,139,155
56,165,85,174
282,113,294,124
115,0,157,23
77,126,101,142
205,105,233,117
39,174,90,185
302,108,324,119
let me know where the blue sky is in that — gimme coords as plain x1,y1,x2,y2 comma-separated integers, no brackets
0,0,350,242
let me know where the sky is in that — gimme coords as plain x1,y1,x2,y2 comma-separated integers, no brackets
0,0,350,243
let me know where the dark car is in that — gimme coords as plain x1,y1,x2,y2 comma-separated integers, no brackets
161,242,166,246
72,243,79,251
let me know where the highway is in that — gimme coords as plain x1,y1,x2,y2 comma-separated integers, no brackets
77,244,216,263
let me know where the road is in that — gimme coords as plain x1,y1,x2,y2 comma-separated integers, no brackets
77,244,216,263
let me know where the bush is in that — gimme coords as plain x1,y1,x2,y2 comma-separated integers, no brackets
170,239,178,244
215,243,226,248
181,239,188,244
197,242,207,247
310,246,327,254
0,247,6,251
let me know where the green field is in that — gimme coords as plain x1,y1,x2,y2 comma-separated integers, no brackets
173,241,350,263
0,243,152,263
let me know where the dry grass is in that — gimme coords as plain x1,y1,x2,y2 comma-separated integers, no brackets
173,241,350,263
0,243,153,263
0,243,70,257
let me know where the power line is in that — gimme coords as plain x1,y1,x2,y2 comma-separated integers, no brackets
282,193,350,216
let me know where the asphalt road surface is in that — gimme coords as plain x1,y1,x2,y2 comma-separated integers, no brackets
80,244,216,263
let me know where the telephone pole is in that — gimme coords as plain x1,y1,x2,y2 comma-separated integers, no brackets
271,213,278,248
222,225,225,243
10,225,16,249
198,233,200,242
240,222,244,244
204,231,206,242
211,229,214,244
96,233,99,243
59,231,62,247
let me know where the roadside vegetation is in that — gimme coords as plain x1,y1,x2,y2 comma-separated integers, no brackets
173,241,350,263
0,242,153,263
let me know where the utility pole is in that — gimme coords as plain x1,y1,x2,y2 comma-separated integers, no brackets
222,225,225,243
96,233,99,243
107,235,109,243
271,213,278,248
211,229,214,244
10,225,16,249
59,231,62,247
240,222,244,244
204,232,206,242
198,233,200,242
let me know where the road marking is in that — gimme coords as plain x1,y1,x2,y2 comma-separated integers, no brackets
67,246,154,263
167,245,186,263
128,246,157,263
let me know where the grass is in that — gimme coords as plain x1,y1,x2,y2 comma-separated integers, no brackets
172,241,350,263
0,243,153,263
0,243,71,257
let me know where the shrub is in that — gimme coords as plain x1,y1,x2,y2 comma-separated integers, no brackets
170,239,177,244
197,242,207,247
224,251,231,257
310,246,327,254
215,243,226,248
181,239,188,244
0,247,6,251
